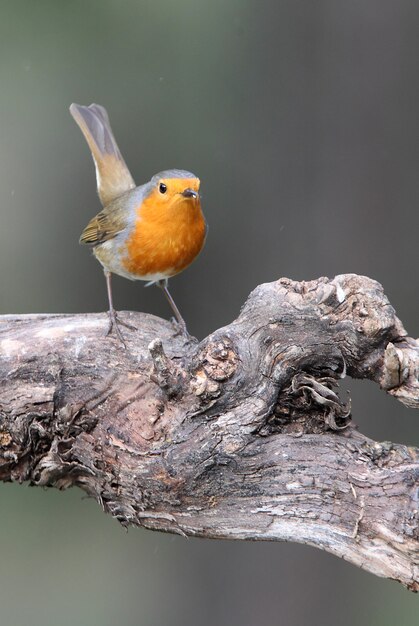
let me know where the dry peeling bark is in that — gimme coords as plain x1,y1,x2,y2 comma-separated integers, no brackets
0,274,418,590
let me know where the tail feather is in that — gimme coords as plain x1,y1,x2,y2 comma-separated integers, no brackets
70,103,135,206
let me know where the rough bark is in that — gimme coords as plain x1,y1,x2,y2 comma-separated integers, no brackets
0,274,418,590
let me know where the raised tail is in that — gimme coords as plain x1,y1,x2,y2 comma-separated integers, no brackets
70,103,135,206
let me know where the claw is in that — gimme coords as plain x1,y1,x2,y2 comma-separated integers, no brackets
106,312,126,348
170,317,190,338
106,311,136,348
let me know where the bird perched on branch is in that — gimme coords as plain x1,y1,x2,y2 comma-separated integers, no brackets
70,102,207,344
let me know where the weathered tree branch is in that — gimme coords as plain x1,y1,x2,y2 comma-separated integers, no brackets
0,274,418,590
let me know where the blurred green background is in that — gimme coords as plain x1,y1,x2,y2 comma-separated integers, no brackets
0,1,418,624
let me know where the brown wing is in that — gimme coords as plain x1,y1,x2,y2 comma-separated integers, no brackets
79,195,131,246
70,103,135,206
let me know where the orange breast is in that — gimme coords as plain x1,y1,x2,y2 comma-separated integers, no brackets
122,186,206,279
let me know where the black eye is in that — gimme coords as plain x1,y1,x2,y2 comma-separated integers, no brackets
159,183,167,194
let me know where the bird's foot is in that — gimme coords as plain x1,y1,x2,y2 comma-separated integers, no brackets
106,311,136,347
170,317,195,342
114,313,137,332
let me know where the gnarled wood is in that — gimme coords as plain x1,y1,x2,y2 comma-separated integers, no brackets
0,274,418,590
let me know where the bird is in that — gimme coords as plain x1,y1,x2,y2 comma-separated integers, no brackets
69,103,207,345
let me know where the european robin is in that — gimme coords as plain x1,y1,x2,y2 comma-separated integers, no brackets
70,103,207,344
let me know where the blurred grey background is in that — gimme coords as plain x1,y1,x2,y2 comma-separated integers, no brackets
0,1,418,624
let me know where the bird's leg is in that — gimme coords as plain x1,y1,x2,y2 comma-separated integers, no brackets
157,279,191,338
104,271,136,346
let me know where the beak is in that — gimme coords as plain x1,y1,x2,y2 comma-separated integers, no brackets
181,188,198,199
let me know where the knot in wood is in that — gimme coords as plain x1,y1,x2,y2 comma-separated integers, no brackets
200,339,238,382
190,338,238,402
0,430,12,448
